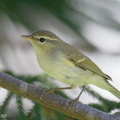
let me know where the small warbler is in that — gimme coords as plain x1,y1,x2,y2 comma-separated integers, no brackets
21,30,120,101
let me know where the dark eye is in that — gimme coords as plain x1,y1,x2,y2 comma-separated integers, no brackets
39,38,45,42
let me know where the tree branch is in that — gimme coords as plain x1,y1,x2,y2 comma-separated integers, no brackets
0,72,119,120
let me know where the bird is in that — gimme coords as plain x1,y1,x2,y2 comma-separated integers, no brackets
21,30,120,102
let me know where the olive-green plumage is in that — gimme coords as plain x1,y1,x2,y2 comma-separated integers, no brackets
21,30,120,99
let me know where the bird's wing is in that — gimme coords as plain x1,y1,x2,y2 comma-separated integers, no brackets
67,52,112,80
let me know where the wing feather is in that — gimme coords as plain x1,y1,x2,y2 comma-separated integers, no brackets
66,51,111,80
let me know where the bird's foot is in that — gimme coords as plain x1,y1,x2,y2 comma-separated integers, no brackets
67,86,86,109
68,96,80,108
40,86,72,100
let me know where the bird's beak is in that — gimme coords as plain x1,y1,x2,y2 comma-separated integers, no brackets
21,35,34,41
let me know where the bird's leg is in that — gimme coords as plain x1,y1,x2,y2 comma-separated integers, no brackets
40,86,73,100
68,85,86,108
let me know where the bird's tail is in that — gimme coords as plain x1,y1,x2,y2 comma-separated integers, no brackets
92,78,120,99
107,83,120,99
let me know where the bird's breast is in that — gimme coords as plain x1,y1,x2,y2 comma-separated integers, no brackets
36,51,96,86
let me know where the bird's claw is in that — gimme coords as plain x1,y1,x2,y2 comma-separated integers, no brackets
67,97,79,109
40,89,54,100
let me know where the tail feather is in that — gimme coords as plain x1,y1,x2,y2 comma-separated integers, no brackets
92,77,120,99
108,84,120,99
101,81,120,99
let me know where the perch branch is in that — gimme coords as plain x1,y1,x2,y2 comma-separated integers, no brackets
0,72,119,120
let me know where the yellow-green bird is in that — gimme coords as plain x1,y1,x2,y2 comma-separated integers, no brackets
21,30,120,101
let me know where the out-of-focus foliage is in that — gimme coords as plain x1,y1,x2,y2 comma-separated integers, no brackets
1,0,120,34
1,0,120,51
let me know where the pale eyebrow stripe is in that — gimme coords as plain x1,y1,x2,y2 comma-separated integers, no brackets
36,36,58,41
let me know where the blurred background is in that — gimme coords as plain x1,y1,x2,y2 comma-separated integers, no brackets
0,0,120,119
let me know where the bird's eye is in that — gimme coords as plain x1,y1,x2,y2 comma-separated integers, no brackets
39,38,45,42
